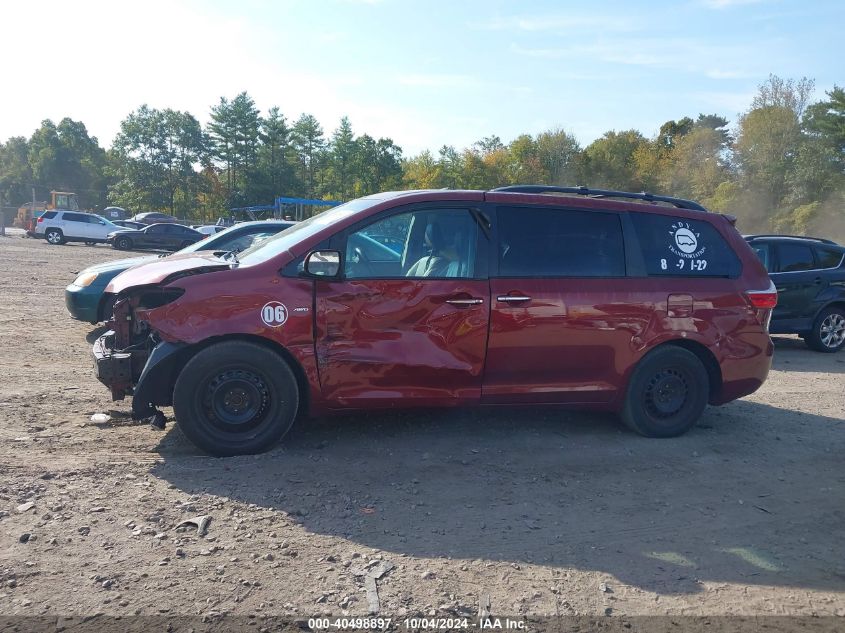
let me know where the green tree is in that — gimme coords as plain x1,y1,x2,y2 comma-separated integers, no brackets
436,145,463,188
28,118,108,209
110,105,205,216
208,92,262,205
257,106,295,199
535,128,581,185
328,117,356,200
582,130,647,190
0,136,34,206
402,150,439,189
291,114,325,197
803,85,845,176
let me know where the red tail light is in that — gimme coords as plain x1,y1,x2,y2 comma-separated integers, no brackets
37,216,44,223
746,283,778,308
746,281,777,331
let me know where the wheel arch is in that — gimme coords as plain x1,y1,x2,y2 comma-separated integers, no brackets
640,338,723,401
139,334,310,415
816,300,845,318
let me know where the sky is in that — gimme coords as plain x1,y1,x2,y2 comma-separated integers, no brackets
1,0,842,155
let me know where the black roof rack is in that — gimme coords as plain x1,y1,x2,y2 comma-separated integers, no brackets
744,234,839,246
489,185,708,212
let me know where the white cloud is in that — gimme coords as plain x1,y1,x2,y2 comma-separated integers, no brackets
511,37,762,78
705,69,756,79
699,0,766,8
692,90,758,113
472,13,643,33
397,74,481,88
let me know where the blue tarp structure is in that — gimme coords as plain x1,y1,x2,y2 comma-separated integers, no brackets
230,196,341,222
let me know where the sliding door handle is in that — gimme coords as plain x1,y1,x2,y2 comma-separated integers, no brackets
497,295,531,303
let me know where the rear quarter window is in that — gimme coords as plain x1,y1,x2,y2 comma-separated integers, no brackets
815,247,844,269
630,212,740,278
42,211,57,220
749,242,771,272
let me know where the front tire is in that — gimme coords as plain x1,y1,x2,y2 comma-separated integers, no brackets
621,346,709,438
805,307,845,353
173,341,300,456
45,229,64,245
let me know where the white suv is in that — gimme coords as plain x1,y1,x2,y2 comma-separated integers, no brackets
35,211,121,245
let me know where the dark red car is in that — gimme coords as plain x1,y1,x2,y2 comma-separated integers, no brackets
93,186,776,456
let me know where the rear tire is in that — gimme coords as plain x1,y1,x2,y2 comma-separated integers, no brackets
621,346,709,438
805,307,845,353
45,229,64,245
173,341,300,456
115,236,132,250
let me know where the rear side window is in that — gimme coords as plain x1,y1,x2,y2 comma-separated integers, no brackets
630,213,740,277
775,243,815,272
63,212,86,223
497,206,625,277
815,247,843,269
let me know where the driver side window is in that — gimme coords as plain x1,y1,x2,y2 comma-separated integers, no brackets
344,209,478,279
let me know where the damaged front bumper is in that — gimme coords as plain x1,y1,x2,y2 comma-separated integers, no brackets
92,330,138,398
92,331,185,419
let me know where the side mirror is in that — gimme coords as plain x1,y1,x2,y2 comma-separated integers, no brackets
304,250,341,277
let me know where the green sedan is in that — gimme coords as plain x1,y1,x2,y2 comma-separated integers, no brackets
65,220,294,323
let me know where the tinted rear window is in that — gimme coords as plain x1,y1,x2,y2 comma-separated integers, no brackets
497,206,625,277
815,247,843,269
630,213,740,277
775,243,815,272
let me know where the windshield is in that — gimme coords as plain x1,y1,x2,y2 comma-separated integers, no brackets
179,222,295,254
94,214,119,227
238,197,384,265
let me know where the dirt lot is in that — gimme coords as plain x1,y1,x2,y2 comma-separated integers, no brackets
0,234,843,625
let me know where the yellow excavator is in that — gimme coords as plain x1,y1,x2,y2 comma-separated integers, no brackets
19,191,80,235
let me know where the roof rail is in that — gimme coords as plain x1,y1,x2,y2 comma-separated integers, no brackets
744,234,839,246
489,185,708,212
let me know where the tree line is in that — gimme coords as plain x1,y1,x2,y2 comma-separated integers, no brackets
0,75,842,237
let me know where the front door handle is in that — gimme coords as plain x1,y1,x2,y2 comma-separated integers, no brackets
497,295,531,303
445,297,484,306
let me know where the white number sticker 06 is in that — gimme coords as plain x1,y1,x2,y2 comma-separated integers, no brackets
261,301,288,327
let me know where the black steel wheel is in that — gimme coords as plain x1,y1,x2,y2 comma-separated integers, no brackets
173,341,299,456
621,346,709,438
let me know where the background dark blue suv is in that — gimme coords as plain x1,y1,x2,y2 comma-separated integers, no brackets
746,235,845,352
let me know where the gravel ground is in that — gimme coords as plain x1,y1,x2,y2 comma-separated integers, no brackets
0,234,843,625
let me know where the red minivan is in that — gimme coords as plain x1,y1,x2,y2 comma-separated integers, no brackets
93,186,776,456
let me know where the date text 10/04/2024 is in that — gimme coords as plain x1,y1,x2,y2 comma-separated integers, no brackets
307,617,527,630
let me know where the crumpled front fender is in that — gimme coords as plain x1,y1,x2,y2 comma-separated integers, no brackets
131,341,188,419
